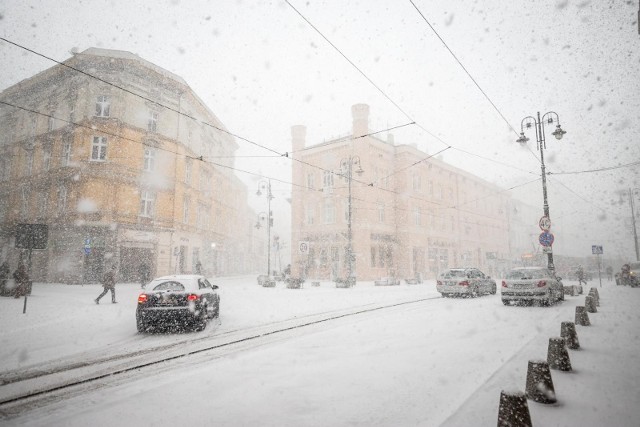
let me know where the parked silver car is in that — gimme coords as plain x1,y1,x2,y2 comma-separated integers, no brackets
436,268,497,297
501,267,564,306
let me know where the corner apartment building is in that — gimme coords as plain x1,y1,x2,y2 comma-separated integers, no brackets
0,48,258,283
291,104,511,281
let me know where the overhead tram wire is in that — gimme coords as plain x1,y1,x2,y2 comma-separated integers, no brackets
0,38,413,190
0,37,285,158
408,0,520,138
0,100,307,193
282,2,546,180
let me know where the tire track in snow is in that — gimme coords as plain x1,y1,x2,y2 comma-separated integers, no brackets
0,295,442,416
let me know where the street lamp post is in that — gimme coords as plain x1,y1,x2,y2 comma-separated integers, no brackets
517,111,566,272
256,179,274,277
339,156,363,284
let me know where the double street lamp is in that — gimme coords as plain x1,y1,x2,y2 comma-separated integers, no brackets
517,111,567,272
339,156,363,283
256,180,274,277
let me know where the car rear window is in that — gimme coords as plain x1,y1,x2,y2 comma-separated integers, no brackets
152,281,186,291
506,269,548,280
442,270,466,278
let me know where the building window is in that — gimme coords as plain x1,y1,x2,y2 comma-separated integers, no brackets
183,195,190,223
26,150,34,175
322,170,334,189
91,136,107,161
378,203,385,223
38,191,48,217
305,207,315,225
95,95,110,117
143,147,155,172
0,158,8,180
140,190,155,218
62,141,72,166
21,187,30,217
57,185,67,215
48,114,55,131
43,147,51,171
306,173,315,190
323,199,335,224
185,158,192,184
148,110,158,132
414,206,421,226
412,173,421,191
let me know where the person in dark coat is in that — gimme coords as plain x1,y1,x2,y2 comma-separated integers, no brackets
12,264,30,299
0,261,9,296
95,265,117,304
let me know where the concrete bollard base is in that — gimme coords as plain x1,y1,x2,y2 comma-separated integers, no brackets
525,360,557,404
575,306,591,326
497,390,532,427
561,321,580,349
547,337,572,371
585,295,598,313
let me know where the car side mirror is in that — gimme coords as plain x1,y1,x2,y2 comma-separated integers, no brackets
211,285,219,290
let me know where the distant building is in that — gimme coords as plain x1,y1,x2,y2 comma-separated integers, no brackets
290,104,513,281
0,48,259,283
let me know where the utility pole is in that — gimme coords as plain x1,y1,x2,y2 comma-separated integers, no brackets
630,188,639,261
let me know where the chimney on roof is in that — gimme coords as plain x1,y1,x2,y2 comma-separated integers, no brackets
291,125,306,152
351,104,369,138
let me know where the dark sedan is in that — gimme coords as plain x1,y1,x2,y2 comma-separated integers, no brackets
136,274,220,332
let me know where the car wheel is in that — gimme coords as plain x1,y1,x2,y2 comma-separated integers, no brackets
193,305,207,332
213,301,220,319
502,299,510,306
491,284,497,295
471,286,479,298
136,316,147,333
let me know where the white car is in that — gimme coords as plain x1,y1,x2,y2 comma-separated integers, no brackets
501,267,564,306
436,268,497,297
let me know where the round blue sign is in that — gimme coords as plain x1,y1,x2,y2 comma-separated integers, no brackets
539,231,555,247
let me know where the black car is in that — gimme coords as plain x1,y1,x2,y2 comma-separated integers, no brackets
136,274,220,332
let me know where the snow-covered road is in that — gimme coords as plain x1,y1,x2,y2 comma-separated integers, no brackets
1,277,638,426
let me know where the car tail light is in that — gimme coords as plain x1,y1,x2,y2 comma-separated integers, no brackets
459,281,469,287
138,294,148,304
437,280,443,286
502,281,507,288
537,280,547,287
187,294,199,301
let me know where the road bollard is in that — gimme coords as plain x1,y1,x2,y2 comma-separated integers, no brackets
497,390,532,427
575,306,590,326
547,337,572,371
525,360,557,404
585,295,597,313
561,321,580,349
589,288,600,306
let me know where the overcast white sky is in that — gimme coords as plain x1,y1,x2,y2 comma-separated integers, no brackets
1,0,639,260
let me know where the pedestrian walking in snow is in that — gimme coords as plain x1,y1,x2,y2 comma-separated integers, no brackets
12,264,30,299
95,265,117,304
606,265,613,281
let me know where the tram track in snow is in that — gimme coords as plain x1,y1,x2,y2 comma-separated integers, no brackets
0,295,442,416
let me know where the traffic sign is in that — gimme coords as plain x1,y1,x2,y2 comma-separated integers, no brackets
299,241,309,254
539,231,555,247
539,216,551,231
592,245,603,255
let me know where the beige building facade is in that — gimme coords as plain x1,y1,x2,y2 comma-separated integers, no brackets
291,104,513,281
0,48,260,283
